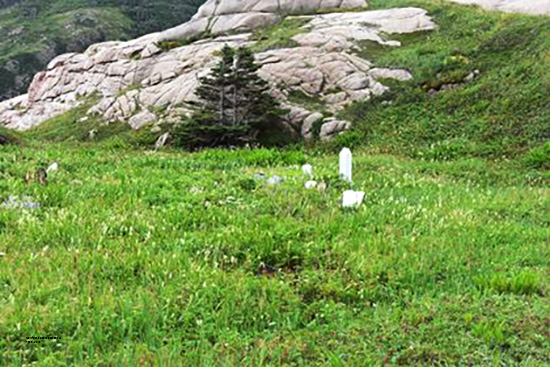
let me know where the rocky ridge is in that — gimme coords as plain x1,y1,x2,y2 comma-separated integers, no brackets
450,0,550,15
2,0,436,140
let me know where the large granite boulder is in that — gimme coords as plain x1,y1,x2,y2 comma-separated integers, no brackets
157,0,368,42
450,0,550,15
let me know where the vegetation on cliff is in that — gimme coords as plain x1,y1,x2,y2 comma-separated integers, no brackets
0,0,206,101
332,0,550,163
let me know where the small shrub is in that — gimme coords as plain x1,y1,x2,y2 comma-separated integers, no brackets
325,130,364,151
238,178,257,191
472,320,508,347
417,139,471,161
0,126,22,146
99,136,133,150
523,142,550,169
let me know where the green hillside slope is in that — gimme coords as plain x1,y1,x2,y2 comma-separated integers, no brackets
337,0,550,162
0,2,549,365
0,0,206,101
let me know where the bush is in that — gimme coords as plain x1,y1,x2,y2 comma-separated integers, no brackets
523,142,550,169
0,126,22,146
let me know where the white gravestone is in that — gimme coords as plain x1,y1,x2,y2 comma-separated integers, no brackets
342,190,365,208
46,162,58,173
305,181,317,189
339,148,352,183
302,164,313,178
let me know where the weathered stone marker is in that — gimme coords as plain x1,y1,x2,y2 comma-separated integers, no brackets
46,162,58,173
339,148,352,183
302,164,313,178
342,190,365,208
305,181,317,189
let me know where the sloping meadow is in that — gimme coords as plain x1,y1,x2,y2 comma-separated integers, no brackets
0,142,548,365
0,0,550,365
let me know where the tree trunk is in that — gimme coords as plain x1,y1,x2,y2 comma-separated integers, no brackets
233,84,238,127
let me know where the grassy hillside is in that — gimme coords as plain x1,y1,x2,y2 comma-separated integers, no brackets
13,0,550,166
0,0,206,101
0,125,21,145
336,0,550,161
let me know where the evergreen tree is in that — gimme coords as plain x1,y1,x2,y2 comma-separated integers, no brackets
195,44,235,126
232,47,283,131
176,45,287,149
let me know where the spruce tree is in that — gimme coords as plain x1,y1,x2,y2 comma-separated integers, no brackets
178,45,286,149
195,45,235,126
233,46,285,132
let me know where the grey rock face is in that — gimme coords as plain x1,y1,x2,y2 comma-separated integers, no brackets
301,112,324,140
319,118,352,141
155,132,171,148
0,0,435,141
128,110,157,130
450,0,550,15
157,0,368,42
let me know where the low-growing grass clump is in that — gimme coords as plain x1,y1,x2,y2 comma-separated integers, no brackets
0,126,22,146
1,1,550,366
524,142,550,170
251,17,311,52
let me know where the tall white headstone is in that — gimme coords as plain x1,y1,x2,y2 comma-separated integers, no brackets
339,148,352,183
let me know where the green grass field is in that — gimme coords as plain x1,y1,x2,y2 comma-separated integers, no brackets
0,142,548,366
1,0,550,365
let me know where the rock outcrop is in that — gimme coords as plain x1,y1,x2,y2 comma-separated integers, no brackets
0,0,436,140
157,0,367,43
450,0,550,16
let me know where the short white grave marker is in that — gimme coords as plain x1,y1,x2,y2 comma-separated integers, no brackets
342,190,365,208
46,162,58,173
302,164,313,178
305,181,317,189
339,148,352,183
